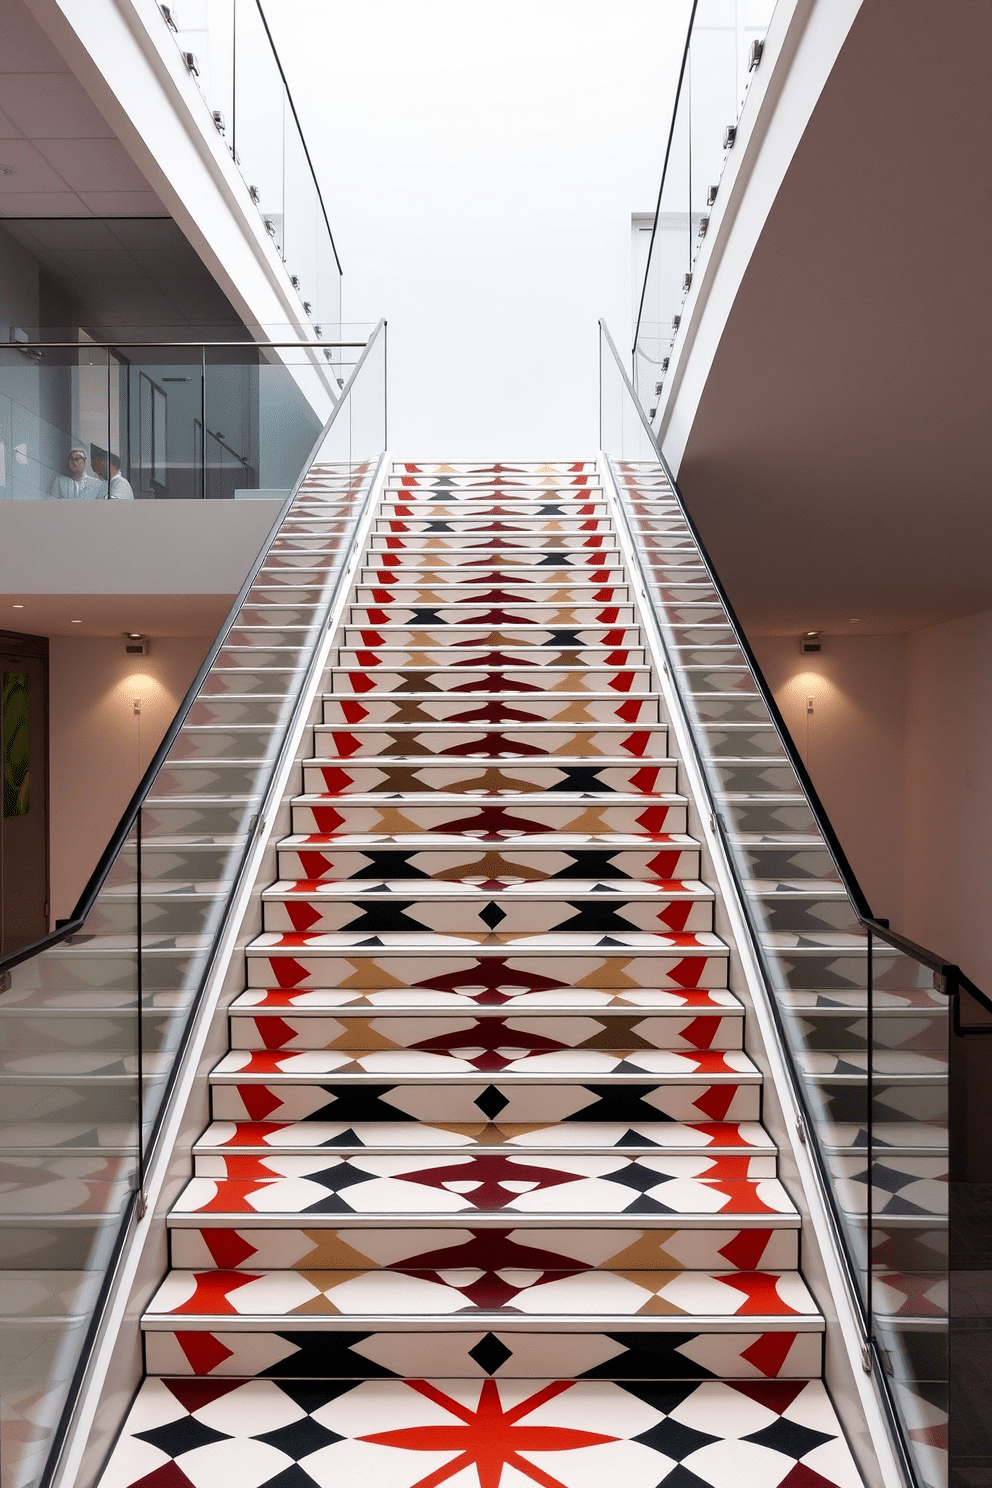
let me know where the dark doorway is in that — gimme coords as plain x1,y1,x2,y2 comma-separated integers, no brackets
0,630,49,953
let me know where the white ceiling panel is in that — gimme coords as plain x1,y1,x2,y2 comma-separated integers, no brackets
37,137,149,193
0,189,87,215
0,136,70,192
0,72,115,140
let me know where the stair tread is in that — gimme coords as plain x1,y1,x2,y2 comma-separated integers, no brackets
262,880,714,900
249,930,729,952
143,1267,820,1325
193,1118,773,1154
170,1159,798,1220
232,988,738,1010
211,1049,758,1078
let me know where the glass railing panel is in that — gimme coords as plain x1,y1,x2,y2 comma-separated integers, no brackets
158,1,342,333
0,343,358,502
870,942,948,1488
633,0,778,408
0,323,386,1487
0,345,111,503
633,72,691,410
601,319,950,1487
0,818,141,1488
283,123,321,326
231,0,286,257
171,0,236,139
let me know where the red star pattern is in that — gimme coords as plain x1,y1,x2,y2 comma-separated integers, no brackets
358,1379,617,1488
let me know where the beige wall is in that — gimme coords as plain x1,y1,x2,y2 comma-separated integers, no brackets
750,634,908,924
752,620,992,990
904,607,992,988
48,634,211,920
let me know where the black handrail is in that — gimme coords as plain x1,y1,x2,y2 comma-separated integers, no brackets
632,0,698,361
0,318,385,981
600,319,992,1030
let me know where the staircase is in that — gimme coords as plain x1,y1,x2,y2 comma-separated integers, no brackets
100,463,864,1488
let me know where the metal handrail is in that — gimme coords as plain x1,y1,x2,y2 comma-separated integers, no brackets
600,318,992,1030
0,318,385,981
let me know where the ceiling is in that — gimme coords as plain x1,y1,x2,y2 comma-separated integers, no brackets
2,216,242,331
1,593,233,638
676,0,992,637
0,2,241,331
0,0,167,217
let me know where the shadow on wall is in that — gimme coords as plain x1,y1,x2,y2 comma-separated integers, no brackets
48,634,212,921
753,618,992,990
751,633,908,926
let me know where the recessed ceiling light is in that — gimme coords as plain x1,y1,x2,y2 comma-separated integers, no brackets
12,603,23,609
849,617,861,623
71,618,82,624
127,631,144,639
0,165,15,177
805,630,819,637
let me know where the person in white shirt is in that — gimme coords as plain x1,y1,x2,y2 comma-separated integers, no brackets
50,447,99,499
92,450,134,500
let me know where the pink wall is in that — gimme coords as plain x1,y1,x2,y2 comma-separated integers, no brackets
48,635,212,921
904,607,992,988
750,634,908,924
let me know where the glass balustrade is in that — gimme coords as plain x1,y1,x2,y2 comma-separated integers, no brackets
601,319,956,1488
163,0,342,338
633,0,777,411
0,321,386,1488
0,339,369,502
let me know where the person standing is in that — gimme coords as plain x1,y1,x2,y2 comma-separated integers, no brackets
50,447,99,499
91,449,134,500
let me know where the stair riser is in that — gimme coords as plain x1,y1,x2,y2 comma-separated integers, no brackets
209,1082,759,1124
362,550,620,567
342,627,643,645
259,899,715,936
375,522,614,535
297,767,684,803
228,1011,743,1052
361,566,624,582
336,649,648,666
369,538,616,551
327,668,653,692
168,1223,799,1272
290,801,689,834
319,698,661,725
309,726,669,757
143,1327,822,1380
298,761,680,793
350,606,637,625
275,845,701,881
245,950,728,992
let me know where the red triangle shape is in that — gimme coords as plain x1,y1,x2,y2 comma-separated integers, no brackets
163,1376,244,1412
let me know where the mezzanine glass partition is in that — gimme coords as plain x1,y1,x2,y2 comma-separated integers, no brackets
602,320,949,1488
0,322,386,1488
0,338,370,503
633,0,777,412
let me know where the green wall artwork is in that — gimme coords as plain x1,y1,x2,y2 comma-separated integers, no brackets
2,671,29,817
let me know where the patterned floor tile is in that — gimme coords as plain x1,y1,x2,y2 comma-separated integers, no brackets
101,1376,863,1487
